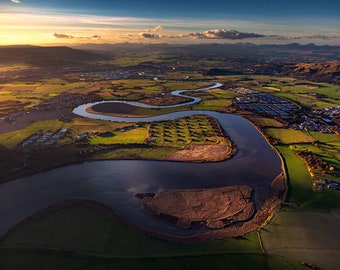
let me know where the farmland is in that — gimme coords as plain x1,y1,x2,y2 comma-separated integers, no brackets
260,211,340,270
0,204,306,270
0,43,339,270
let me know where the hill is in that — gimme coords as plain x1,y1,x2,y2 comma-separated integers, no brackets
0,45,107,66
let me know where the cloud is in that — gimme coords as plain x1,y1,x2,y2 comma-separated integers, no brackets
267,34,340,44
145,25,164,32
138,28,264,41
270,34,339,40
53,33,74,39
182,29,265,40
53,32,101,40
140,25,164,37
139,32,160,39
152,25,164,32
10,0,21,3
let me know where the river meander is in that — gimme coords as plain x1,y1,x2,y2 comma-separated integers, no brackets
0,83,283,238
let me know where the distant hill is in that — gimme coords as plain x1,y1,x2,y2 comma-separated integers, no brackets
74,43,340,62
0,45,107,66
1,44,339,84
289,62,340,84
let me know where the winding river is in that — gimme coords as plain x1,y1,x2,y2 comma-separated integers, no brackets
0,83,283,238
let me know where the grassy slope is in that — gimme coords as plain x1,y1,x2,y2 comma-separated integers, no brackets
265,128,315,144
0,205,305,270
276,145,339,210
260,211,340,270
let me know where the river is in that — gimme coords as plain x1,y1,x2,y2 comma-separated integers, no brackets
0,82,283,238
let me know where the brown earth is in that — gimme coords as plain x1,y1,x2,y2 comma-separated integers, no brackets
135,173,286,242
137,185,254,230
68,84,101,95
289,61,340,85
165,143,236,162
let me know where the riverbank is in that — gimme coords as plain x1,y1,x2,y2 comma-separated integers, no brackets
132,173,286,242
0,173,285,244
0,81,285,242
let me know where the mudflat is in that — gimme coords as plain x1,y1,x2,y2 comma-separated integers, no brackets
137,185,254,230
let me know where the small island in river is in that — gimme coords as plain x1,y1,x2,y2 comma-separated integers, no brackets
136,173,286,242
136,185,255,230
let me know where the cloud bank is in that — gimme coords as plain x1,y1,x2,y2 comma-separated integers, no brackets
150,25,164,32
269,34,340,41
139,28,265,40
53,33,101,40
183,29,264,39
139,32,160,39
53,33,74,39
10,0,21,3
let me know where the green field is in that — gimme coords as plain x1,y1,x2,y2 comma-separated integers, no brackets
0,205,306,270
246,117,284,128
91,146,177,160
89,126,149,145
276,145,339,210
0,81,90,111
149,115,227,148
266,82,340,109
260,211,340,270
265,128,315,144
292,142,340,180
1,74,340,269
0,118,136,149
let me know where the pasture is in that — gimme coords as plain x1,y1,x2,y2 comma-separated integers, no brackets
260,211,340,270
0,205,306,270
149,115,227,148
264,128,315,144
276,145,339,210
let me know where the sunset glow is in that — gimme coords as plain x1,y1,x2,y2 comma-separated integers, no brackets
1,1,339,45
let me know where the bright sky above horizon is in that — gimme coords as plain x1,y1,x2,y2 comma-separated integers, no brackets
1,0,340,45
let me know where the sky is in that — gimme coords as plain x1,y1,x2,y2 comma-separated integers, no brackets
1,0,340,45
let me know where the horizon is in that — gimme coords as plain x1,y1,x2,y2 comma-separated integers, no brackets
1,0,340,46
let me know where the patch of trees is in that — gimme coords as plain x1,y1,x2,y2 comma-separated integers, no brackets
296,151,330,174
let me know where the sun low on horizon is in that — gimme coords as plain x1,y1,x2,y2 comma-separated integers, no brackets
1,0,340,46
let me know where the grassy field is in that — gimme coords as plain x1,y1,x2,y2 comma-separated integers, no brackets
0,119,67,149
1,74,340,269
292,142,340,180
89,127,149,145
149,115,227,148
227,75,340,109
0,205,306,270
268,82,340,109
92,146,177,160
246,117,284,128
260,211,340,270
86,115,232,160
0,249,307,270
264,128,315,144
0,81,90,106
0,118,136,149
276,145,339,210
